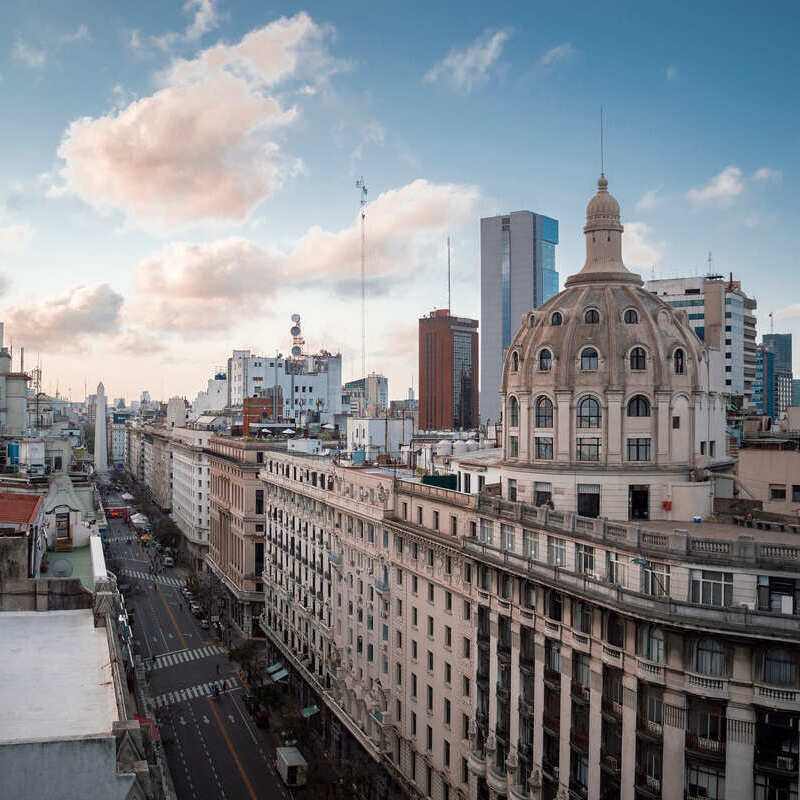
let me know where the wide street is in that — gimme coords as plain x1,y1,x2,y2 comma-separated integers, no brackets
103,488,290,800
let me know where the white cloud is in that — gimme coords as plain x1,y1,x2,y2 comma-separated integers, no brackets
635,188,661,211
752,167,781,184
665,65,677,81
51,13,344,232
61,24,90,44
687,165,744,208
2,283,123,351
743,214,760,228
623,221,664,271
539,42,576,66
133,179,481,332
12,37,46,69
0,223,33,250
184,0,221,41
424,29,511,93
775,304,800,320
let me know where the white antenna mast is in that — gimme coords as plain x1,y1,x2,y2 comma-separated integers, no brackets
600,105,605,176
355,177,368,378
447,236,451,311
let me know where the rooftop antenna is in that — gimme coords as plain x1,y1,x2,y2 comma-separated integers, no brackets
707,251,712,274
447,236,452,311
600,105,605,176
770,312,774,334
355,176,368,378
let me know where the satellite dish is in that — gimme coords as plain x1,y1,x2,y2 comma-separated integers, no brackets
290,326,301,336
291,313,301,323
51,559,74,578
291,346,302,357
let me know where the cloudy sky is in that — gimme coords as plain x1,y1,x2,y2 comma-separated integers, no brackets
0,0,797,402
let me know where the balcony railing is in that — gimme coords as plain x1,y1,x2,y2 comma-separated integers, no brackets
374,577,390,593
602,697,623,720
686,733,725,758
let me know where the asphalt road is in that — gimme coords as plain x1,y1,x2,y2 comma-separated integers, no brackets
103,490,291,800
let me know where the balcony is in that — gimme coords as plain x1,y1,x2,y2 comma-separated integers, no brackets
686,733,725,758
600,749,621,775
570,727,589,750
543,711,560,732
636,658,665,684
637,715,663,739
467,748,487,777
571,682,590,703
602,697,623,720
518,696,534,716
686,672,729,699
374,577,390,594
635,770,661,797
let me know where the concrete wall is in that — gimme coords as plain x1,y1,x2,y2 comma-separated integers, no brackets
0,736,134,800
738,448,800,515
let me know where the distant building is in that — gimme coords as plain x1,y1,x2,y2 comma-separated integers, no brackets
764,332,793,415
242,389,283,436
480,211,559,423
166,396,190,429
346,415,414,462
342,372,388,415
191,372,228,419
793,378,800,407
419,309,478,431
753,345,775,418
645,274,757,405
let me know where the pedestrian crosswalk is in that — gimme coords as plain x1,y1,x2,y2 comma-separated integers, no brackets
153,676,241,708
152,645,226,670
122,569,183,587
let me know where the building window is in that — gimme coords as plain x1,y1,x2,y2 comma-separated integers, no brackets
539,349,552,371
584,308,600,324
690,571,733,607
686,763,725,800
507,479,517,501
535,396,554,428
511,351,519,371
630,346,647,370
627,438,651,461
572,600,592,634
508,396,519,427
624,308,638,324
577,396,601,427
694,638,726,676
672,415,680,430
627,395,651,416
641,561,670,597
509,436,519,457
637,624,665,663
762,647,799,687
547,536,566,567
551,311,563,326
674,348,685,375
605,612,625,647
770,484,787,501
580,347,599,371
575,544,594,575
576,437,600,461
535,437,553,460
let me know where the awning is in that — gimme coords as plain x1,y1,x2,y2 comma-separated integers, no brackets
300,704,319,719
266,662,284,675
270,668,289,682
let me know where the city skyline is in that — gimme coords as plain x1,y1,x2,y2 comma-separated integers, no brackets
0,0,797,400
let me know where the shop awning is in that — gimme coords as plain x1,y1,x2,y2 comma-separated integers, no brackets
300,704,319,719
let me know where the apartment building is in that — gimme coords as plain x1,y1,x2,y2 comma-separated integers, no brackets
206,436,267,636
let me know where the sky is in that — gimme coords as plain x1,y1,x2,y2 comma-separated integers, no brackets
0,0,798,403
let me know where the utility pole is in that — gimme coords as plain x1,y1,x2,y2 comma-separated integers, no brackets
355,177,368,379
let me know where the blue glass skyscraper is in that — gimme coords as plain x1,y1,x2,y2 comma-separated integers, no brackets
480,211,559,424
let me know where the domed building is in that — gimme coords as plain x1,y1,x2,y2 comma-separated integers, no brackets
499,175,728,521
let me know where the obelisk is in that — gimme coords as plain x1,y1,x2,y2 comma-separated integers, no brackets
94,381,108,473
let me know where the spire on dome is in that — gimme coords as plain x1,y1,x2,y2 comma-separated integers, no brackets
565,174,642,287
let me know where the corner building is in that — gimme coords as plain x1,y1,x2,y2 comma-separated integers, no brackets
255,176,800,800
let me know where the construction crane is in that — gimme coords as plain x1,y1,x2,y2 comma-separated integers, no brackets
355,177,368,379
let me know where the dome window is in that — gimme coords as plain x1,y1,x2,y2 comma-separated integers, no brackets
624,309,638,324
535,396,553,428
511,351,519,372
627,395,651,417
577,396,601,428
630,347,647,371
539,349,552,371
584,309,600,324
508,396,519,427
551,311,563,326
580,347,598,371
674,348,685,375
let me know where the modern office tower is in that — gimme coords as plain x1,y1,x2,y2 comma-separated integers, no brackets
753,345,775,418
480,211,559,423
793,378,800,407
764,333,793,415
419,309,478,431
342,373,389,415
645,274,757,404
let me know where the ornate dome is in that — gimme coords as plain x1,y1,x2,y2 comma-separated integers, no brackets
584,174,622,233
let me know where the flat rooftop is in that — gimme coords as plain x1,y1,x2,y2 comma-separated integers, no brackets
0,609,118,744
635,518,800,546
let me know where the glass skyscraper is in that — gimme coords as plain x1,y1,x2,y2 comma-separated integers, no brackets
480,211,559,424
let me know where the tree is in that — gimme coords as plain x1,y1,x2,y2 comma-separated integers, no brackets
82,423,95,455
152,518,181,549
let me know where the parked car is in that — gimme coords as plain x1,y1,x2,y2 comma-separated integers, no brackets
162,556,174,567
192,606,204,618
199,618,210,629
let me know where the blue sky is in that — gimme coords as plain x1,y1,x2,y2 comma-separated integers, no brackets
0,0,797,401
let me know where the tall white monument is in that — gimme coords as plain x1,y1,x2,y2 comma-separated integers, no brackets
94,382,108,473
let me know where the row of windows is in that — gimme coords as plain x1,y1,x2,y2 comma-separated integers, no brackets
549,308,639,326
508,394,657,429
517,346,686,375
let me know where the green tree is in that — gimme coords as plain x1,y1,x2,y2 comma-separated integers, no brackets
82,423,95,455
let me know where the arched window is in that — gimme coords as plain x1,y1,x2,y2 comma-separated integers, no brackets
551,311,563,326
511,351,519,371
577,396,601,428
539,349,552,371
638,624,665,663
535,396,554,428
694,638,726,676
606,612,625,648
580,347,598,371
674,348,685,375
627,395,651,417
547,590,562,622
630,346,646,371
763,648,799,687
508,396,519,427
624,308,638,324
584,308,600,324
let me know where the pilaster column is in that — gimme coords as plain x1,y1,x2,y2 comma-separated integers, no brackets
725,705,755,800
587,659,603,800
556,392,572,463
488,612,499,734
533,632,546,773
509,622,521,750
661,690,686,800
559,646,573,793
620,672,638,800
606,391,623,464
656,391,671,464
518,394,531,463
